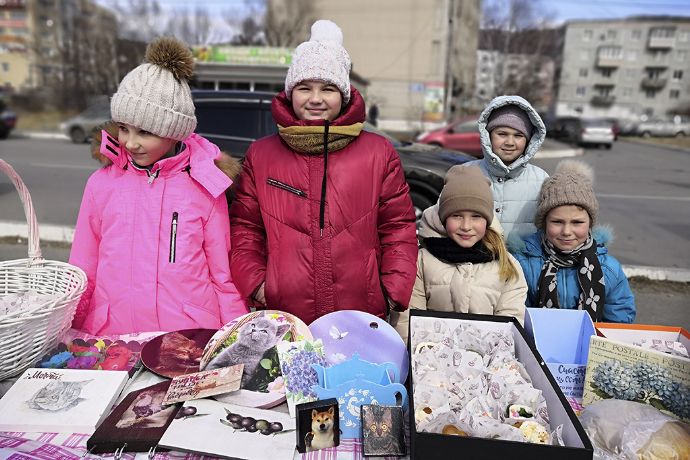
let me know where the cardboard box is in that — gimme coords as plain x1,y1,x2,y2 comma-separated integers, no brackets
583,323,690,422
524,308,595,399
408,310,593,460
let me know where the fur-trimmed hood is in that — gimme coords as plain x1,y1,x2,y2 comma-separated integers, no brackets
90,121,241,181
478,95,546,178
508,225,614,255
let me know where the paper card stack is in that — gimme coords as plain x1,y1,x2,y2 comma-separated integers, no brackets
0,368,129,433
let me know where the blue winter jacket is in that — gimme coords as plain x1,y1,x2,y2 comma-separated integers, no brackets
512,228,636,323
465,95,549,239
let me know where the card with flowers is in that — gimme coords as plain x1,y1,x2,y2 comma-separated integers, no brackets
277,339,327,417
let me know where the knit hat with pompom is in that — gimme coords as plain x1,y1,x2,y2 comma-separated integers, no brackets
284,19,352,104
110,36,197,140
534,160,599,229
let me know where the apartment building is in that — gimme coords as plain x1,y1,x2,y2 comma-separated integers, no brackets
0,0,118,100
556,17,690,120
312,0,480,131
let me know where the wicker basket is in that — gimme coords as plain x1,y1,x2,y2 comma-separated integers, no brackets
0,159,87,381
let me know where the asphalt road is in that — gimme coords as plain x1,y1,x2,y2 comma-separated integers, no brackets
2,136,689,269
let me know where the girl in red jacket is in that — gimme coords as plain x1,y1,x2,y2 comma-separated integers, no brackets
229,20,418,325
69,37,248,335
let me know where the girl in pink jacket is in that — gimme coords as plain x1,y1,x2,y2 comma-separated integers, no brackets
69,37,247,335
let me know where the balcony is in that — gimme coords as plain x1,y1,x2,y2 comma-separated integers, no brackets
648,30,675,49
641,77,667,89
590,95,616,107
596,47,623,67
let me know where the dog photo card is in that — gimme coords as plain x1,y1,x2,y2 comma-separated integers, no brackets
295,398,340,454
361,405,406,457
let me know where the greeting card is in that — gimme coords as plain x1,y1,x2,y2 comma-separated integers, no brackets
0,368,129,433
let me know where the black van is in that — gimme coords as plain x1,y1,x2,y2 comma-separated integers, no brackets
192,90,473,221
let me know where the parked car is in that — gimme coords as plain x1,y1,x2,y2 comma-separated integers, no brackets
600,117,621,141
192,90,474,222
0,106,17,140
415,115,483,158
60,98,110,143
636,118,690,137
550,117,614,149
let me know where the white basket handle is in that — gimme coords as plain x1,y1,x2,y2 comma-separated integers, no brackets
0,159,42,262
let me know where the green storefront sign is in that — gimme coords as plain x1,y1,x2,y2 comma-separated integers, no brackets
192,46,293,66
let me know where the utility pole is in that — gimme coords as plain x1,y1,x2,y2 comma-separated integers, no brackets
443,0,456,122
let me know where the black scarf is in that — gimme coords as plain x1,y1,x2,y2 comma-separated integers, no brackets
536,232,605,321
423,237,494,264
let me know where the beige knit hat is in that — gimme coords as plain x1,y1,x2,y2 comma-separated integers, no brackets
111,37,197,141
534,160,598,229
439,165,494,224
284,19,352,104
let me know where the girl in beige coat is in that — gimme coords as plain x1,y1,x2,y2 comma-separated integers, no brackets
393,165,527,341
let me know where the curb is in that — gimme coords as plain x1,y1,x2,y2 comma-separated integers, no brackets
12,131,69,141
1,220,688,283
0,220,75,244
534,147,584,159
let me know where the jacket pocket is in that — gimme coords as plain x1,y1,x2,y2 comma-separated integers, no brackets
83,302,110,335
267,178,307,198
182,301,222,329
169,211,179,263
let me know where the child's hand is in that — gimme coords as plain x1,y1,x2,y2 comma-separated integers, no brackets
253,283,266,305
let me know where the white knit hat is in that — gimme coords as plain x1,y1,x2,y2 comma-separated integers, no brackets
284,20,352,104
111,37,197,141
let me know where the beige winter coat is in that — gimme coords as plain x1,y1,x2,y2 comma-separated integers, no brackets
390,207,526,342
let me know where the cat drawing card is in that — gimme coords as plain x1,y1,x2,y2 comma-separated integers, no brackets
361,405,406,457
199,310,312,408
141,329,216,378
0,368,129,433
295,398,340,454
87,380,181,454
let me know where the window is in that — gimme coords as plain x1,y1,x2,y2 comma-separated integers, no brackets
679,31,690,42
670,89,680,99
430,40,441,74
576,86,587,97
583,29,593,41
622,87,633,97
650,27,675,39
607,30,617,40
600,68,614,78
676,50,687,62
673,70,683,80
631,30,642,40
645,89,656,99
625,68,636,79
579,68,588,77
1,62,8,72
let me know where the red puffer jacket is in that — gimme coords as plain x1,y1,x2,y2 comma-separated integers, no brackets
229,88,417,324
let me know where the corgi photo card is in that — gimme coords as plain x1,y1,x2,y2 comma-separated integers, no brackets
295,398,340,453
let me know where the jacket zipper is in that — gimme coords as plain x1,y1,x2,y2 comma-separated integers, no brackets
169,212,178,263
267,178,307,197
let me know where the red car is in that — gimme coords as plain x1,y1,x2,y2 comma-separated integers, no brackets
416,115,482,158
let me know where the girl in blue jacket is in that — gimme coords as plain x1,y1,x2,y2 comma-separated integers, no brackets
512,160,635,323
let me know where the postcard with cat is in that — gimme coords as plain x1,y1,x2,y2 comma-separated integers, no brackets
0,368,129,433
200,310,312,409
87,380,181,454
361,405,406,457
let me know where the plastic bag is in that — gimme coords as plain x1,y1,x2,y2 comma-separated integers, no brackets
579,399,690,460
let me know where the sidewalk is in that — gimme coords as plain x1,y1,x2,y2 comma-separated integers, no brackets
535,138,584,159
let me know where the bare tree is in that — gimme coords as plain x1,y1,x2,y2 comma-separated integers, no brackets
231,17,265,45
111,0,162,42
479,0,559,106
263,0,314,47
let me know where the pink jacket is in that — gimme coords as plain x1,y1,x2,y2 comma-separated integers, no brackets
69,128,248,335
